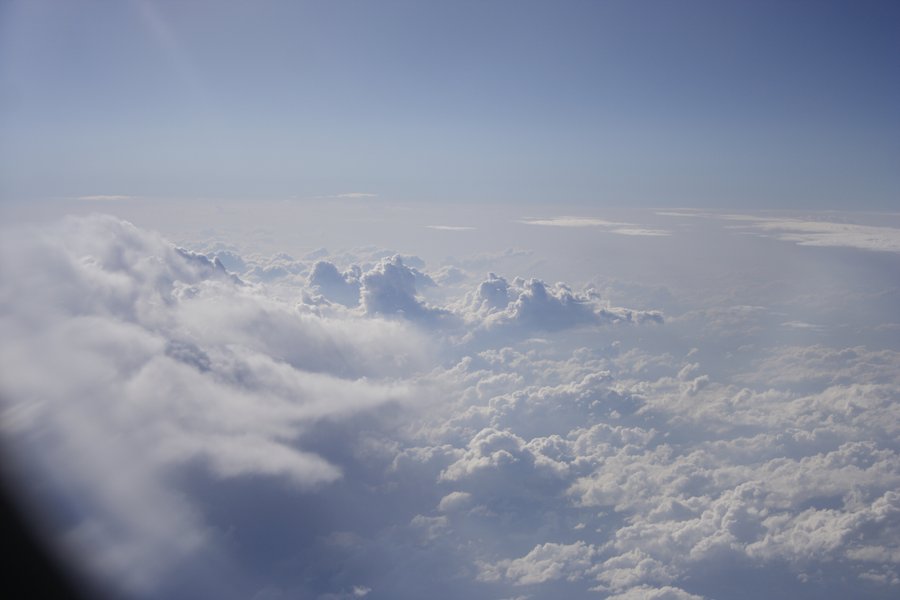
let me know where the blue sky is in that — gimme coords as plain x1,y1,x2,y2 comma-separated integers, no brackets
1,0,898,207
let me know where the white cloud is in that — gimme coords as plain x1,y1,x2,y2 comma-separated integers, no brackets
425,225,476,231
603,585,707,600
359,255,448,322
335,192,378,199
2,210,899,600
437,491,473,513
460,274,663,334
480,541,598,585
519,217,626,227
722,214,900,253
309,261,362,307
518,216,669,236
0,215,424,594
75,194,135,201
610,228,670,237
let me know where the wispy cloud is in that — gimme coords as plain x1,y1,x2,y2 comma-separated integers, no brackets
302,192,379,201
519,216,625,227
75,194,135,202
334,192,378,199
721,214,900,253
610,227,670,237
425,225,476,231
519,216,670,236
654,210,704,218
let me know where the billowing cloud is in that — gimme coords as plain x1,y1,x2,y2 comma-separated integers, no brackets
479,541,598,585
360,255,446,322
309,261,362,307
461,273,663,334
1,211,898,600
0,215,425,596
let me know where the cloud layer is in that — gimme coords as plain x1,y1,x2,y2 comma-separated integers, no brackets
1,213,898,600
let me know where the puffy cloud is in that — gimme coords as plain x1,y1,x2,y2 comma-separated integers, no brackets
462,274,662,335
470,272,514,314
309,261,362,307
479,541,597,585
604,586,707,600
409,514,450,541
737,345,900,390
437,491,473,513
2,211,900,600
437,427,570,503
360,255,447,322
0,215,425,595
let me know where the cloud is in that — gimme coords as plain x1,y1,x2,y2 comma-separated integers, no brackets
359,255,447,322
425,225,476,231
332,192,378,199
437,491,473,513
519,217,626,227
711,213,900,253
479,541,598,585
0,215,425,595
461,274,663,334
2,211,898,600
299,192,379,202
405,328,900,598
654,211,704,218
610,228,670,237
518,216,670,236
309,261,362,307
603,586,707,600
75,194,135,201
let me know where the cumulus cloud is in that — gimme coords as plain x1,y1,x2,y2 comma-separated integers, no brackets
461,273,662,334
359,255,446,322
309,261,362,307
2,210,898,600
480,541,597,585
400,332,900,598
604,585,707,600
0,215,425,595
436,491,473,513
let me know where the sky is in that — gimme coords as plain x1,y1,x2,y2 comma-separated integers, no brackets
1,0,898,208
2,3,900,600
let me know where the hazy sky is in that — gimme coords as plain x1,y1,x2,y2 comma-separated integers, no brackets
1,0,898,208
